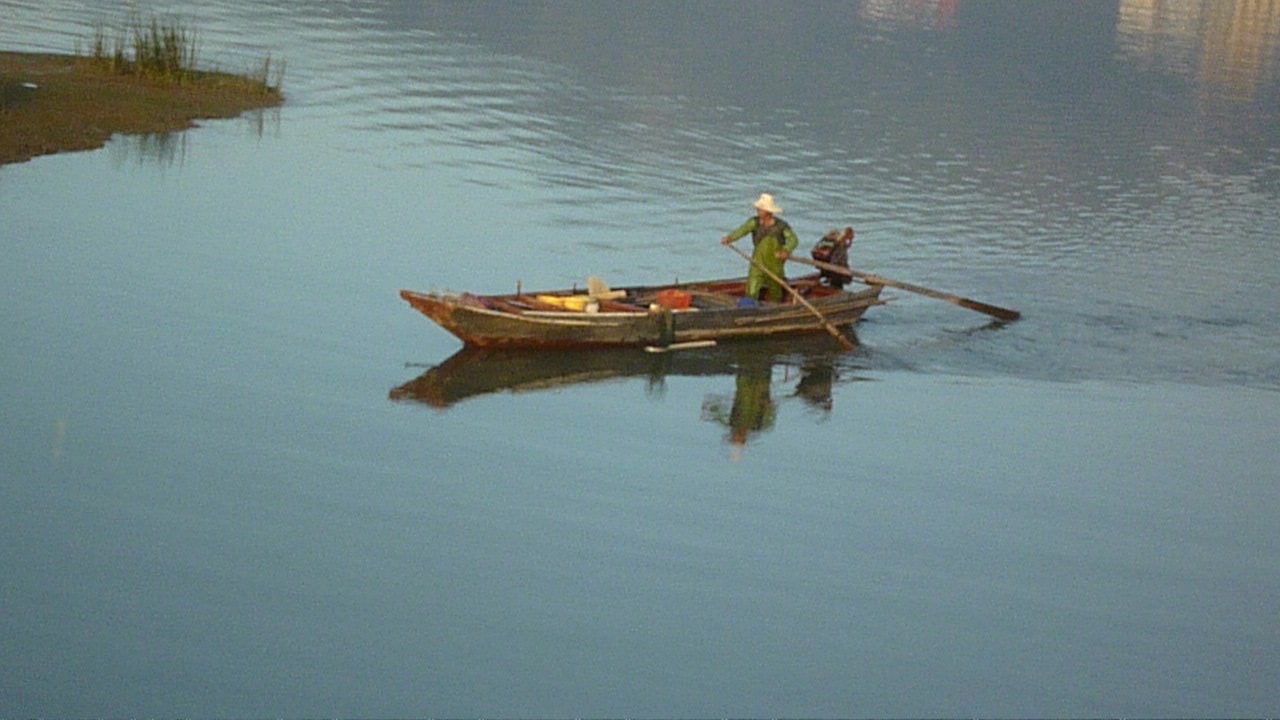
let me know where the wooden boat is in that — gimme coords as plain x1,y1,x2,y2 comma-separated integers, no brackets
399,273,884,349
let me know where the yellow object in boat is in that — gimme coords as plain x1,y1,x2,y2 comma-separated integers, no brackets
536,294,591,311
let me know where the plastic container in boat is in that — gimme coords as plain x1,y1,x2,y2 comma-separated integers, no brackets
656,289,693,309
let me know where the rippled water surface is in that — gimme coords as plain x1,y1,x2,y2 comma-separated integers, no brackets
2,1,1278,715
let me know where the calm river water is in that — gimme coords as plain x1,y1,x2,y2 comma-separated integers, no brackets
2,1,1278,715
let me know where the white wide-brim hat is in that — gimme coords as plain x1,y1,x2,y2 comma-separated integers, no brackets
752,192,782,215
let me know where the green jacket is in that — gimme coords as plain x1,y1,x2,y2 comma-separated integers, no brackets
725,216,799,300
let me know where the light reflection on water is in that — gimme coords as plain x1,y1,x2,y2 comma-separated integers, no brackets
1117,0,1280,101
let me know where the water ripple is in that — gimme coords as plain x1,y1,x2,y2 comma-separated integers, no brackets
3,0,1277,390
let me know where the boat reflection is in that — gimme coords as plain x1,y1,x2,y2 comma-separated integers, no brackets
391,334,872,447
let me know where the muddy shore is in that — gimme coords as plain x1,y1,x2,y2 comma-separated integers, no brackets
0,51,282,166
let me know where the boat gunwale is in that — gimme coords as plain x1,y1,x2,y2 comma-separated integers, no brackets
400,274,883,348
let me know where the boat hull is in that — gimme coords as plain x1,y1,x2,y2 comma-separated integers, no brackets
399,275,884,349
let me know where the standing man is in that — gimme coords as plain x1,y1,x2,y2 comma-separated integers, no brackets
720,192,799,302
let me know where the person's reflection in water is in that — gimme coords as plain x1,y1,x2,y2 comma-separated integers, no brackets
702,355,776,458
793,357,836,413
727,358,777,447
703,351,843,457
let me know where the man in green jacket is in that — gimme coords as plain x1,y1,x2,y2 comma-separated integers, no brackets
720,192,799,302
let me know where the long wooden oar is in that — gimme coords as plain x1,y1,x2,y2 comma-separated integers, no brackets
790,255,1021,322
726,244,857,351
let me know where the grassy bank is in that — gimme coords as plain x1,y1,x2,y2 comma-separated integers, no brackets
0,34,282,166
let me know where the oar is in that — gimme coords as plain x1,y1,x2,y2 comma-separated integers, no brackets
726,243,857,351
789,255,1021,322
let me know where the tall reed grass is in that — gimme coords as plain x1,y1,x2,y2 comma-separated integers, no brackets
89,16,198,83
86,15,282,94
249,53,287,94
